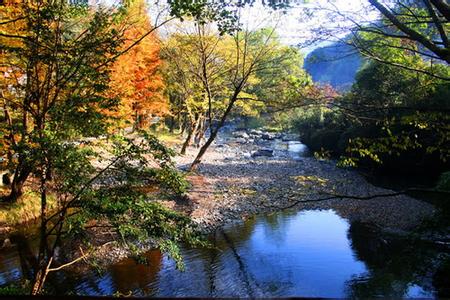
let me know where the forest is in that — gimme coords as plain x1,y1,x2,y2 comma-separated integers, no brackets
0,0,449,297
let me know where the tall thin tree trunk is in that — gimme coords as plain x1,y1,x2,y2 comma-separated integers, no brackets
190,96,238,171
31,260,51,295
169,116,175,133
5,162,31,202
32,161,52,295
189,128,218,171
180,114,187,135
194,116,206,148
180,121,196,155
181,114,203,154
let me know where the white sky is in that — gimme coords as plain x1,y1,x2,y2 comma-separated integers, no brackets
100,0,381,54
236,0,380,53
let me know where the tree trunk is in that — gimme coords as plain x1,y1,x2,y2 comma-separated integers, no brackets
4,162,31,202
181,114,204,154
31,263,50,295
190,97,238,171
180,122,195,155
180,114,187,135
32,170,51,295
189,128,217,171
168,115,175,133
194,117,207,148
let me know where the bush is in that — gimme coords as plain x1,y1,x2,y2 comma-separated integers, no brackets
0,282,30,295
307,129,342,153
436,172,450,191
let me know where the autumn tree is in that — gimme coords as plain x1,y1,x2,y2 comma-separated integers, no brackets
109,0,168,131
162,24,232,154
0,0,27,171
1,0,129,201
189,27,302,170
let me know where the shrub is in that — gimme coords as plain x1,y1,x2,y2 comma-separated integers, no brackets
436,172,450,191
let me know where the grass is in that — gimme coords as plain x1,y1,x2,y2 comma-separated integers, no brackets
148,128,183,146
0,189,57,227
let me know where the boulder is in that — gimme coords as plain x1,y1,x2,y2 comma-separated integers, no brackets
251,148,274,157
249,129,263,135
233,131,249,139
261,133,275,140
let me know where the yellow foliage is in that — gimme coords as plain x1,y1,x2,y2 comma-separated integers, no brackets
291,175,329,187
0,191,57,227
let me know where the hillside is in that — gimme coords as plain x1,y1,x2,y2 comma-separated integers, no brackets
304,43,362,90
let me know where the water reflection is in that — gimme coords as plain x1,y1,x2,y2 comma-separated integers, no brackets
0,209,443,297
346,221,436,298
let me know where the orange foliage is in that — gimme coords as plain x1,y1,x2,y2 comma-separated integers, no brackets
0,0,27,157
108,0,168,130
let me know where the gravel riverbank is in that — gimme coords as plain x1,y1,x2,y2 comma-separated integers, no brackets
168,133,436,234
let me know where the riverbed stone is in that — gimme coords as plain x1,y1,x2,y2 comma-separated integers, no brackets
251,148,274,157
261,133,275,140
233,131,250,139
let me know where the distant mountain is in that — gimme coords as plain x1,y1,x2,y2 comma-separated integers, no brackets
304,43,363,91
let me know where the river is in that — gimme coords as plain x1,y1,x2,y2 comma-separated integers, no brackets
0,209,443,297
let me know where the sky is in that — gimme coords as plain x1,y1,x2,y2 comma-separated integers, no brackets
236,0,380,53
101,0,381,55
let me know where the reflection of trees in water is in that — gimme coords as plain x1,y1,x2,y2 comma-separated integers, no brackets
0,234,37,283
108,250,163,296
259,211,297,245
345,221,437,298
46,249,163,296
220,229,255,297
219,211,298,248
216,216,257,247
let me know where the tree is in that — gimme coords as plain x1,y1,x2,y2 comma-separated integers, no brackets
367,0,449,64
339,59,450,167
28,132,202,294
108,0,168,131
162,23,241,154
162,21,314,169
1,0,129,201
292,54,449,172
189,27,298,170
0,0,173,201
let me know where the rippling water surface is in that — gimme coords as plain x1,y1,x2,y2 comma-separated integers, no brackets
1,209,439,297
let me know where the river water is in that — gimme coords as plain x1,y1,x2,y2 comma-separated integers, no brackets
0,210,441,297
0,139,445,297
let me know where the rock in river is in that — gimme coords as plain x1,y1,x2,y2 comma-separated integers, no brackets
261,133,275,140
233,131,250,139
252,148,274,157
